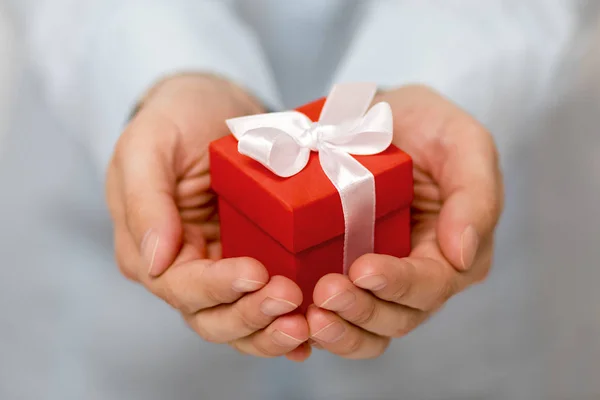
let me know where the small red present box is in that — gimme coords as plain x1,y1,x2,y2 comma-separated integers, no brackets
209,89,413,311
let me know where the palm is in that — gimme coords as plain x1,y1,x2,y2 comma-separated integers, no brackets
410,165,442,256
138,74,265,267
380,85,500,278
174,154,222,263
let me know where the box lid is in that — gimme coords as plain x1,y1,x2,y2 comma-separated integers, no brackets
209,97,413,254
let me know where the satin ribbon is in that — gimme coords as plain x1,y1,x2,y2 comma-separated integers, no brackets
225,83,393,273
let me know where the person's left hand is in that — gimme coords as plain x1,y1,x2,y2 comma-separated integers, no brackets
307,85,504,359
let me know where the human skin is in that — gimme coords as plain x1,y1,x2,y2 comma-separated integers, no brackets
105,74,503,362
307,87,503,358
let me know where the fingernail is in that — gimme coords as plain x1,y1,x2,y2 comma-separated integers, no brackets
312,322,345,343
260,297,298,317
353,274,388,291
142,230,160,277
271,330,304,347
460,225,479,271
320,290,356,312
232,279,266,293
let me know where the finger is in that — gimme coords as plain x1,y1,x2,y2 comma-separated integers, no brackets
432,114,502,271
307,306,389,360
383,86,504,271
436,162,502,272
230,314,309,358
313,274,428,337
105,161,124,223
308,339,324,350
117,111,184,277
285,342,312,362
207,242,222,261
108,166,139,282
144,257,269,315
112,164,207,282
199,221,221,242
432,119,502,271
113,223,141,281
349,252,461,311
186,276,302,343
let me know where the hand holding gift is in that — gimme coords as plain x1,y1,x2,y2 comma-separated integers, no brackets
106,76,503,362
306,85,504,358
212,83,503,359
106,74,311,362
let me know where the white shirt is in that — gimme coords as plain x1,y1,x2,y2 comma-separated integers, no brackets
1,1,599,399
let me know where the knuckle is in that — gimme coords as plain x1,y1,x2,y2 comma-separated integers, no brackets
428,268,459,309
237,257,269,281
373,338,392,358
124,195,143,225
228,341,244,355
392,328,410,339
482,196,502,227
189,318,224,344
202,281,234,307
202,283,225,306
112,228,140,282
473,258,493,284
252,338,281,358
337,332,364,357
233,304,266,333
390,280,410,304
474,270,489,284
200,268,234,306
116,260,137,282
113,129,137,166
351,300,379,327
114,247,137,282
390,261,415,303
393,311,421,338
177,300,200,316
438,277,458,306
154,285,185,311
238,257,263,271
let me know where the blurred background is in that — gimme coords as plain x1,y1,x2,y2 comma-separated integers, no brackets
0,1,14,154
0,1,599,399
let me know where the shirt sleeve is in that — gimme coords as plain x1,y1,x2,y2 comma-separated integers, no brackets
331,1,583,150
6,0,281,175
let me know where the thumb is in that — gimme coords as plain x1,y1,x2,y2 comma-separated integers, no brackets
380,85,503,272
119,112,183,277
435,126,504,272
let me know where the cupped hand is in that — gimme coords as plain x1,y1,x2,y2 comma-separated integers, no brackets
308,85,504,359
105,74,310,361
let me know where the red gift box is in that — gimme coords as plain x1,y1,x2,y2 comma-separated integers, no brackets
209,96,413,311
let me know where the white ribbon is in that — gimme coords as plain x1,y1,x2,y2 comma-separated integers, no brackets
225,83,393,273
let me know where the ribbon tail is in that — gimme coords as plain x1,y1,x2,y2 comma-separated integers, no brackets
319,145,376,274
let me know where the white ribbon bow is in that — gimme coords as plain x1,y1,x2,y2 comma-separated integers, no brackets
225,83,393,273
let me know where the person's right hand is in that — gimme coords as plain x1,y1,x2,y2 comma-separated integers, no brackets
105,74,311,362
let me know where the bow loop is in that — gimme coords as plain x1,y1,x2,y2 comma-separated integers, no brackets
237,127,310,178
226,111,312,141
318,102,393,155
